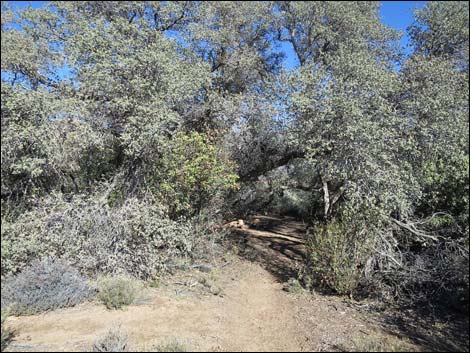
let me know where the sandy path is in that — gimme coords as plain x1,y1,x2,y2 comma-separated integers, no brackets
5,215,384,352
5,260,309,352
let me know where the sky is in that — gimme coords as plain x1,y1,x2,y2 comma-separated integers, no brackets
5,0,427,71
379,1,427,53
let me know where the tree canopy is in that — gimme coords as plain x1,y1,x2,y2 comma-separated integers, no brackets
1,1,468,307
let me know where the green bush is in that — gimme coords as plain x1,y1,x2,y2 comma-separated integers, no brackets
305,217,374,296
420,153,469,236
97,275,140,310
151,131,239,218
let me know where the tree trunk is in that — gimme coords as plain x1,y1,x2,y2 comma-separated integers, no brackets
322,176,330,219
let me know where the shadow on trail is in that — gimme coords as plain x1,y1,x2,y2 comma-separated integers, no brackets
379,306,470,352
227,215,470,352
228,214,308,283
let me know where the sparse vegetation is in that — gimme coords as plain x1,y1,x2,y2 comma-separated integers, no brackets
1,257,95,315
349,332,413,352
92,326,129,352
97,275,140,310
153,341,187,352
1,310,12,352
283,278,305,294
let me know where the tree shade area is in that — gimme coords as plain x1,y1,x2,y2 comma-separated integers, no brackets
1,1,468,345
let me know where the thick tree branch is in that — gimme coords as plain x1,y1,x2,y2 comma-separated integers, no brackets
238,149,305,182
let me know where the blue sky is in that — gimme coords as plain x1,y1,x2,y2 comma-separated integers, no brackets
5,0,427,71
380,1,426,53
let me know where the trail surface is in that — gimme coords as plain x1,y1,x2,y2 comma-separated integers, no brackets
4,215,413,352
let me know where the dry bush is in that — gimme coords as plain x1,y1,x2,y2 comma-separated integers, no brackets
349,332,413,352
1,193,196,280
304,209,469,309
92,325,129,352
153,341,187,352
1,310,13,352
368,222,470,308
1,257,94,315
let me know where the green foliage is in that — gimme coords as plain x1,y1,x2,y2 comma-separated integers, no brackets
278,1,400,66
409,1,469,67
421,154,469,233
287,0,469,307
186,1,280,95
403,1,468,238
152,131,239,217
1,85,109,199
1,0,468,310
1,1,210,201
97,275,140,310
290,39,419,219
305,216,375,296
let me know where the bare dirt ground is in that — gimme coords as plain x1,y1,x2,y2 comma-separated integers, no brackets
3,215,466,352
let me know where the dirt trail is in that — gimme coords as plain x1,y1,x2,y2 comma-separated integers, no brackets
6,263,315,352
4,215,379,352
230,215,308,281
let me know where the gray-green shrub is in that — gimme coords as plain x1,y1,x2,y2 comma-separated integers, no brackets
1,257,94,315
1,193,195,279
92,325,129,352
1,310,12,351
153,341,187,352
97,275,140,310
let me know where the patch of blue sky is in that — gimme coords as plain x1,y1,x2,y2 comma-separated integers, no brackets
379,1,427,57
6,0,45,10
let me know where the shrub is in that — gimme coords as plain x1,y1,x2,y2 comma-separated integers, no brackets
305,217,374,296
153,341,187,352
350,332,412,352
97,275,140,310
92,325,129,352
282,278,305,294
1,310,12,351
373,232,470,308
151,131,239,218
1,257,95,315
1,193,196,280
